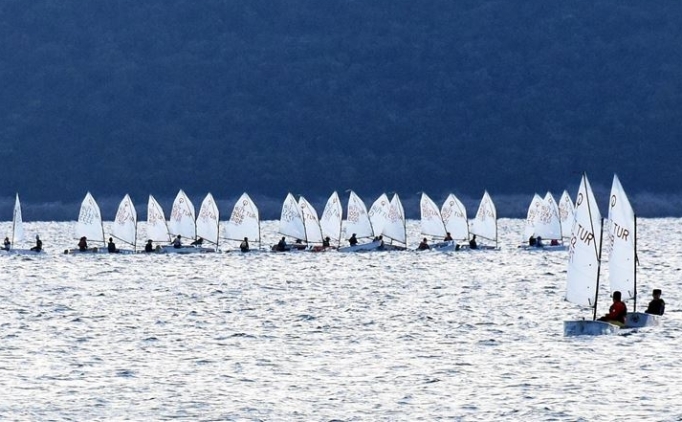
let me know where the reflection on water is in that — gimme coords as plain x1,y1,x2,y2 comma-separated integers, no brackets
0,220,680,420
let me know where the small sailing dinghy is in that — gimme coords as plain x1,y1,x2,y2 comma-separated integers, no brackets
110,194,137,254
564,173,619,336
381,194,407,251
519,193,566,251
160,190,215,253
272,193,307,252
65,192,107,254
196,193,220,252
419,193,456,250
608,175,660,329
469,190,498,250
338,191,382,252
1,194,43,255
320,191,343,249
223,193,261,251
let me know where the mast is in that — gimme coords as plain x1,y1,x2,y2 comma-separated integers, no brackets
592,217,605,321
633,214,638,312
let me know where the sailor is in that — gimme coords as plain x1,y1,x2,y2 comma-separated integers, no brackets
417,238,430,251
469,235,478,250
598,291,627,325
107,237,119,253
78,236,88,251
443,232,453,241
276,237,287,252
144,239,154,253
172,235,182,248
240,237,250,252
322,236,331,248
191,237,204,246
2,237,10,251
30,235,42,252
348,233,358,246
528,235,537,246
645,289,665,315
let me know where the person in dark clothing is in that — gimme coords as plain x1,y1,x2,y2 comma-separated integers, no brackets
240,237,250,252
322,237,331,248
191,237,203,246
417,238,430,250
3,237,10,251
528,236,537,246
444,232,453,241
144,239,154,253
107,237,119,253
31,235,42,252
469,235,478,250
78,236,88,251
172,235,182,248
645,289,665,316
536,236,544,247
348,233,358,246
276,237,287,252
598,290,627,325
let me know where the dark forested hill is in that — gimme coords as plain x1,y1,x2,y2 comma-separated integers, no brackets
1,1,681,219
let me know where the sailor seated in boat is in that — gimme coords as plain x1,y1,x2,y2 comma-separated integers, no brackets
417,238,430,251
528,235,537,246
645,289,665,316
597,290,627,326
443,232,453,241
535,236,544,247
550,239,560,246
469,235,478,250
144,239,154,253
191,237,204,246
322,237,331,248
240,237,250,252
2,237,10,251
30,235,42,252
172,235,182,248
293,239,306,250
78,236,88,251
275,237,287,252
348,233,358,246
107,237,119,253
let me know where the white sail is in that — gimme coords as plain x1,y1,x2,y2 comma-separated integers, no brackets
471,190,497,243
559,190,575,239
112,194,137,247
12,193,24,245
523,194,545,240
75,192,105,244
367,193,390,236
420,193,447,238
278,193,306,240
299,196,323,244
608,175,636,300
169,189,196,239
147,195,171,242
345,191,374,239
224,193,260,243
196,193,220,245
441,194,469,241
382,193,406,244
565,174,602,307
543,192,563,240
320,191,343,244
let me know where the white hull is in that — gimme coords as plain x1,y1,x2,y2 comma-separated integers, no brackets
64,247,109,255
0,248,45,255
429,240,459,251
158,245,216,254
518,244,568,252
624,312,660,328
338,240,383,252
564,320,620,336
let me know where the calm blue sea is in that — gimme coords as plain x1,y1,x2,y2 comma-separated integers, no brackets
0,219,680,421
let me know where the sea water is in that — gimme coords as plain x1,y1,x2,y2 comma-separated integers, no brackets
0,219,680,421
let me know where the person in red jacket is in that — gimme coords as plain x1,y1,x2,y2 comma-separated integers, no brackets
598,290,627,325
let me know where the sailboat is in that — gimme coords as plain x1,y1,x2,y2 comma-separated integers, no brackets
1,194,42,255
381,193,407,250
299,195,325,250
161,190,214,253
558,190,575,240
608,175,659,328
320,191,343,248
65,192,106,254
110,194,138,253
367,193,390,237
196,193,220,251
338,191,382,252
441,193,469,245
520,193,565,250
469,190,497,249
420,193,454,250
146,195,172,247
223,193,261,250
272,193,306,251
564,173,619,336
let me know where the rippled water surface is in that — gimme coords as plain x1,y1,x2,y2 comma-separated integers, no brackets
1,219,681,421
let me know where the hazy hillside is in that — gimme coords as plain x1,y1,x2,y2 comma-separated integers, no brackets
1,1,681,219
